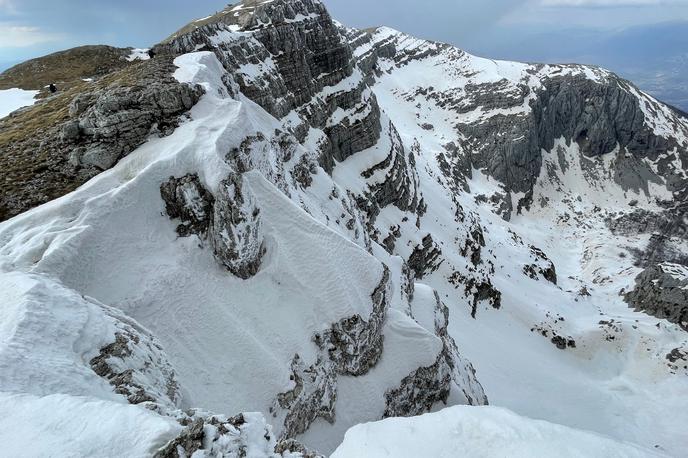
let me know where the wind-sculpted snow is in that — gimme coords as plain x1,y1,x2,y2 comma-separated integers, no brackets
0,40,485,455
332,406,667,458
1,0,688,455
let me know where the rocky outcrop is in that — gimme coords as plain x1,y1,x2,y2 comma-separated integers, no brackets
0,55,203,222
160,174,215,237
66,66,203,170
160,172,265,279
354,27,688,208
162,0,382,174
523,245,557,284
383,356,451,418
462,74,687,198
357,125,425,228
385,289,488,417
267,266,395,439
625,263,688,331
272,354,337,439
608,205,688,267
431,291,489,406
449,272,502,319
318,267,390,375
155,410,320,458
90,317,180,409
210,173,266,279
407,235,443,280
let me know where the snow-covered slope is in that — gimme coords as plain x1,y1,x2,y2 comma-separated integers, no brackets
0,88,38,119
1,0,687,456
332,405,666,458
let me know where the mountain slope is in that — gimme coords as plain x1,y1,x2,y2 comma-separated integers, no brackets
0,0,686,456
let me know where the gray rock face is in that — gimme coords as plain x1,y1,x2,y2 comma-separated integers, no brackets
407,235,443,280
160,174,215,237
154,410,319,458
625,263,688,331
272,354,337,438
449,271,502,319
357,125,425,229
210,173,266,279
523,245,557,284
160,172,265,279
608,204,688,267
432,290,488,406
458,74,684,197
162,0,382,173
354,28,688,210
268,267,392,439
67,58,203,170
383,355,451,418
90,322,180,409
0,56,203,223
318,266,390,376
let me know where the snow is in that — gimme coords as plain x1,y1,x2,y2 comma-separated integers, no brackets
125,48,150,62
1,10,688,458
0,271,119,401
0,392,181,458
362,28,688,456
0,88,38,119
331,406,667,458
0,50,446,454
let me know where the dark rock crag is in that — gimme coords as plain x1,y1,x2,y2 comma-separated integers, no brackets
625,263,688,331
161,172,265,279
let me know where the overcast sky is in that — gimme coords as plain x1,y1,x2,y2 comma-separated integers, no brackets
0,0,686,65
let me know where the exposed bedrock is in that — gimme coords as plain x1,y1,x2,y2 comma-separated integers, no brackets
268,266,390,439
90,316,181,409
354,30,687,200
625,263,688,331
385,289,488,417
154,410,323,458
462,75,687,197
163,0,382,173
383,357,451,418
272,354,337,439
407,235,443,280
431,290,489,406
523,245,558,285
160,172,265,279
608,204,688,267
68,76,203,170
317,266,390,376
160,174,215,237
210,173,266,279
0,56,203,222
